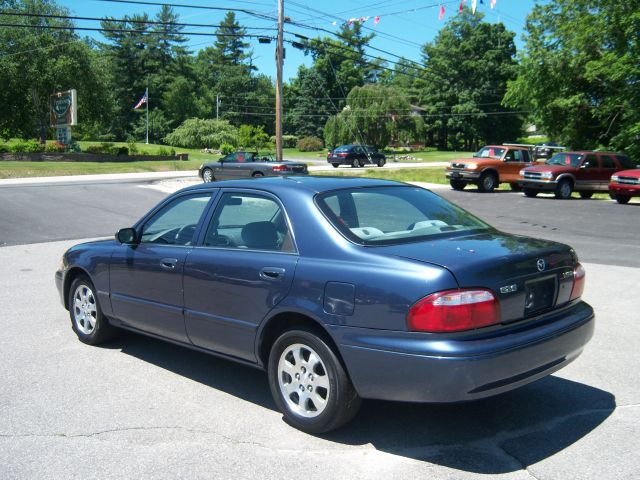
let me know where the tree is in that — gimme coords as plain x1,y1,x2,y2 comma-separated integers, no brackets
0,0,109,140
164,118,238,149
284,66,334,138
323,84,420,149
504,0,640,157
419,10,522,150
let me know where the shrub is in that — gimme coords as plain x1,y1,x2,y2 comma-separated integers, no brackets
297,136,324,152
127,141,139,155
8,139,43,153
156,146,172,156
220,143,235,155
85,143,127,156
269,135,298,148
44,141,67,153
0,143,9,153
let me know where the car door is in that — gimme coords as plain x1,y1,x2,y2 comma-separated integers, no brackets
576,154,601,190
214,153,236,180
183,191,299,361
599,154,619,190
502,149,528,182
109,191,214,342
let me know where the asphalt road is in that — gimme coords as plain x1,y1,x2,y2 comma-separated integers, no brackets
0,175,639,479
1,176,638,267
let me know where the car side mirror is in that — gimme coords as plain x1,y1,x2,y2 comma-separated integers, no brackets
116,227,138,244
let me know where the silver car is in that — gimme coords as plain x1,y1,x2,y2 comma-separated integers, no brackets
199,151,308,182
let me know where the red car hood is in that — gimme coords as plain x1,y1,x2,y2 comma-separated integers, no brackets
523,164,576,173
615,169,640,178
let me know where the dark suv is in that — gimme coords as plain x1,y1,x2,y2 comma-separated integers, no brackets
327,144,386,168
520,151,633,199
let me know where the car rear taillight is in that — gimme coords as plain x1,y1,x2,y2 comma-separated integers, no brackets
407,289,500,332
570,263,585,301
338,152,348,157
272,165,288,172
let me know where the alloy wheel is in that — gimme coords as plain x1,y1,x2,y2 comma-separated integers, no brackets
277,343,330,418
72,284,97,335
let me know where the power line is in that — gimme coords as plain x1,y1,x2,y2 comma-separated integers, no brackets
0,22,275,39
2,12,278,31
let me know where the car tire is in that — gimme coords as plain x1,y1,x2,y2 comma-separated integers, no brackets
268,328,361,434
358,160,365,168
331,163,339,168
615,194,631,204
523,188,538,198
68,275,117,346
252,171,265,177
478,172,498,193
450,180,466,191
555,179,573,199
509,183,523,191
579,191,593,199
202,168,214,183
377,159,385,167
351,158,359,168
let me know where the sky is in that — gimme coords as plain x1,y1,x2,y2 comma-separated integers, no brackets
56,0,544,82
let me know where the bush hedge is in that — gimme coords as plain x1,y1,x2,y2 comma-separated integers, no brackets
296,136,324,152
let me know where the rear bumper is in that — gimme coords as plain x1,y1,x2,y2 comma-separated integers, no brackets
334,301,594,403
609,184,640,197
446,170,481,181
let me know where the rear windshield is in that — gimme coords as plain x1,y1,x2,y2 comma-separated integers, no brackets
316,186,491,246
334,146,353,153
547,153,583,167
474,146,505,159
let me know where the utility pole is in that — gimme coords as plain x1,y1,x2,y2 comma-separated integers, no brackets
275,0,284,162
145,86,149,145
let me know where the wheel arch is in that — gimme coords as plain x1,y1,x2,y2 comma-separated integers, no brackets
256,311,345,371
479,167,500,181
556,173,575,186
63,266,91,310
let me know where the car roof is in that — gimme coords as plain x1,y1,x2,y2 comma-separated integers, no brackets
182,175,406,195
556,151,622,155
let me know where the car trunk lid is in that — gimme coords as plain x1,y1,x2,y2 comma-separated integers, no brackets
377,231,577,323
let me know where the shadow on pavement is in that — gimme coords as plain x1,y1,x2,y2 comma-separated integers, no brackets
114,330,615,474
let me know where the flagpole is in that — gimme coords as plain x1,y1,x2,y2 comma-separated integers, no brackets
145,87,149,145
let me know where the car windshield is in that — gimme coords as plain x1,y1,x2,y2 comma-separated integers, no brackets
473,146,505,159
547,153,583,167
316,186,491,246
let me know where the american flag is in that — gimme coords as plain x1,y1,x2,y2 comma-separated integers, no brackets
134,91,147,109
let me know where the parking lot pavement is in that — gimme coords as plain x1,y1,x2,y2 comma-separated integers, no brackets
0,240,638,480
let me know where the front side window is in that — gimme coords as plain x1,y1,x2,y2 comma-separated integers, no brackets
140,193,211,245
204,193,294,252
316,186,491,246
474,146,505,159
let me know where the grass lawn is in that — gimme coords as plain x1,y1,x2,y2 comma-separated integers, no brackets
315,166,450,184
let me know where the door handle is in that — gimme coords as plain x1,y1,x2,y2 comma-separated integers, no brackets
161,258,178,269
260,267,285,281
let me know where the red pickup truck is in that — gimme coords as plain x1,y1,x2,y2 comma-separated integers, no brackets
519,151,634,199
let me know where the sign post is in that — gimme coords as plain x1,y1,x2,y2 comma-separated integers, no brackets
50,89,77,145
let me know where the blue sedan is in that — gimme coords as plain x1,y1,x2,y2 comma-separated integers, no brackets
55,176,594,433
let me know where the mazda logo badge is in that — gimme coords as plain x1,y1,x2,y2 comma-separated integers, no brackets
536,259,546,272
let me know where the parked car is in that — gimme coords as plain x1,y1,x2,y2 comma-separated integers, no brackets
445,145,535,192
533,142,561,160
609,169,640,204
199,151,308,182
519,151,633,199
55,177,594,433
327,144,386,168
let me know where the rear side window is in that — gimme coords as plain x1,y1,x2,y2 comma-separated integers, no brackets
617,155,637,169
582,155,599,168
600,155,616,169
204,193,294,252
